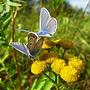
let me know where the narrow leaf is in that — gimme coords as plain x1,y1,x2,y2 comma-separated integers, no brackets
7,0,21,7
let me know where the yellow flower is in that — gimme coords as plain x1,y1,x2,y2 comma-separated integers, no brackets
31,61,46,75
42,38,55,49
51,59,66,74
51,39,61,45
60,66,80,82
68,58,85,72
46,57,58,64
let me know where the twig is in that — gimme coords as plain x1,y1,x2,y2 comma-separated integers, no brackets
12,8,22,90
24,58,33,88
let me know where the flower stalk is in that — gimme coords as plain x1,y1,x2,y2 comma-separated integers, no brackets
12,8,22,90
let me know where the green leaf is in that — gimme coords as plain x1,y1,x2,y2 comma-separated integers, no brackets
42,79,53,90
0,4,3,12
7,0,21,7
6,4,10,12
1,50,9,63
86,61,90,68
86,68,90,75
0,12,11,24
35,76,46,90
30,75,47,90
30,72,56,90
30,79,38,90
3,14,11,30
0,68,5,72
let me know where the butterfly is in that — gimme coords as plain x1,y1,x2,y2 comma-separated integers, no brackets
11,32,43,57
11,7,57,57
18,7,57,37
37,7,57,37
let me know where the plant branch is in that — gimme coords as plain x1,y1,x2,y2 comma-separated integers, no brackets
12,8,22,90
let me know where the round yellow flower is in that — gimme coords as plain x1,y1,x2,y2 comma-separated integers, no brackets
31,61,46,75
51,59,66,74
68,58,85,72
60,66,80,82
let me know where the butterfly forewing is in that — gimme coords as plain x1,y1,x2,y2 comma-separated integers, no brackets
11,42,31,57
40,8,51,31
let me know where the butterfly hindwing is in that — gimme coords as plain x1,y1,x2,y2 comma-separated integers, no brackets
47,18,57,35
35,37,43,52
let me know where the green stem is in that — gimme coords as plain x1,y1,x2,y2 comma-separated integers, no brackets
57,75,60,87
55,73,57,83
44,72,55,84
62,49,66,58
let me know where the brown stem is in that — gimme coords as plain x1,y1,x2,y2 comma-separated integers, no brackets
12,8,22,90
24,59,34,88
40,0,45,8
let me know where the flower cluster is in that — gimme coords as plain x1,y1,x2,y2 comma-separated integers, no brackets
30,38,85,83
31,56,85,82
59,57,84,82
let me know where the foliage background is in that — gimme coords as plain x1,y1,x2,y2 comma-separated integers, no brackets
0,0,90,90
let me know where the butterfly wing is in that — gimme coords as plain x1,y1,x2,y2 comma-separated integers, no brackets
40,7,51,32
11,42,31,57
47,18,57,35
28,32,39,56
17,29,30,33
32,37,43,56
39,8,57,37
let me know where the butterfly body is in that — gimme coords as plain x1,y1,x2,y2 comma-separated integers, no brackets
37,30,51,37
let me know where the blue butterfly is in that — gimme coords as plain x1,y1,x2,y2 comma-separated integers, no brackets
37,7,57,37
11,32,43,57
18,7,57,37
11,8,57,57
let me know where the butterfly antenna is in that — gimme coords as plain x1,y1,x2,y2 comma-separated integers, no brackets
17,29,30,33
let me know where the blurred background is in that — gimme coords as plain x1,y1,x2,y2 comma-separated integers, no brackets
0,0,90,90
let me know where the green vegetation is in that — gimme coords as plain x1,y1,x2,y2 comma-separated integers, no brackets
0,0,90,90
